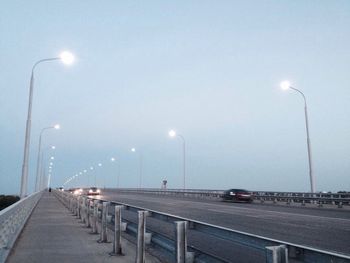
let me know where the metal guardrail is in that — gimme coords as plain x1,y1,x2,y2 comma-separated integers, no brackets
104,188,350,208
55,190,350,263
0,191,42,263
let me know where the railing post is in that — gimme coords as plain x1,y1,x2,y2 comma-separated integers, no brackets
136,211,148,263
91,200,99,234
80,197,85,223
98,201,109,243
266,245,288,263
175,221,188,263
110,205,123,255
86,199,91,228
77,196,81,219
73,196,77,216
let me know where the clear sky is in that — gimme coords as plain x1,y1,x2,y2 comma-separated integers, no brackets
1,1,349,194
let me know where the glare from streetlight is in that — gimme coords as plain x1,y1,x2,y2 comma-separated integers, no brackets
79,172,82,175
280,81,291,91
90,166,94,170
83,170,87,173
51,146,56,150
50,156,54,160
49,162,53,166
169,130,176,138
54,124,60,129
111,157,115,162
98,163,102,167
131,148,136,152
60,51,75,65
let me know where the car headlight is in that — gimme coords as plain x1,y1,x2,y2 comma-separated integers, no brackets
89,190,92,193
97,189,100,193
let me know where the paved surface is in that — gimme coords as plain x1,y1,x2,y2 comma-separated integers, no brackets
97,190,350,261
7,192,161,263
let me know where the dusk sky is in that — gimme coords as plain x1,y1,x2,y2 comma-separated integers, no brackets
1,1,349,195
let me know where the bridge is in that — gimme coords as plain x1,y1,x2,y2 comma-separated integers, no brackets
1,189,350,263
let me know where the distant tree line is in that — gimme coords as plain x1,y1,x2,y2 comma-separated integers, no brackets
0,195,20,211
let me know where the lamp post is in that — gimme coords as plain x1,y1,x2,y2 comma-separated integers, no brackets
90,166,94,187
83,169,88,188
280,81,315,193
47,162,53,189
97,163,103,188
38,145,55,191
20,51,74,198
35,124,59,191
111,157,120,188
131,148,143,189
169,130,186,190
44,161,53,190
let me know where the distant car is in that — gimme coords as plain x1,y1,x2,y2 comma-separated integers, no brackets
57,187,64,191
72,188,83,195
87,187,100,195
222,189,253,203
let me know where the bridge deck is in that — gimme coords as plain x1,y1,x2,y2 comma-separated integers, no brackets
6,192,159,263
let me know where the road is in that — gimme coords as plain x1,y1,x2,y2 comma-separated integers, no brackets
96,190,350,262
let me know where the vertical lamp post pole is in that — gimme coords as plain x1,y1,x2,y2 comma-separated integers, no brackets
281,81,315,193
111,157,120,188
39,145,55,191
97,163,102,188
35,125,59,192
47,158,54,189
20,51,74,198
169,130,186,190
131,148,143,189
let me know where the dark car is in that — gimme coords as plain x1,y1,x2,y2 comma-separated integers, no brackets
222,189,253,203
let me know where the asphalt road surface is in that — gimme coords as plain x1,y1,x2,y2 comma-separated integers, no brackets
95,190,350,262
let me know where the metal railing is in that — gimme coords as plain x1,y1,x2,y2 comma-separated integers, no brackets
0,191,42,263
54,190,350,263
102,188,350,208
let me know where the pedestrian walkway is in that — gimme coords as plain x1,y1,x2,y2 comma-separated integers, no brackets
7,192,161,263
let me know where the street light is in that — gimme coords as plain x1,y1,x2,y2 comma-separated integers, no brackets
280,80,315,193
35,125,60,191
131,148,143,189
38,145,55,191
168,130,186,189
45,159,54,190
111,157,121,188
20,51,74,198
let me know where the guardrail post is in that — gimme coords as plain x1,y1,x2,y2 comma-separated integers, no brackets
77,196,81,219
338,202,343,208
86,199,91,228
91,200,99,234
81,197,86,224
266,245,288,263
98,201,109,243
73,196,77,216
136,211,148,263
110,205,123,255
175,221,188,263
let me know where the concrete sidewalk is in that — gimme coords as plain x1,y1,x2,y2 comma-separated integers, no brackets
7,192,161,263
